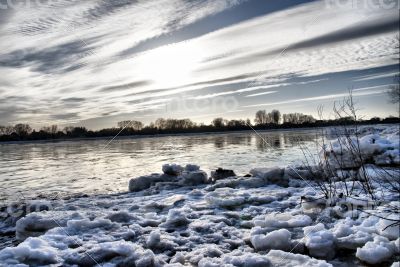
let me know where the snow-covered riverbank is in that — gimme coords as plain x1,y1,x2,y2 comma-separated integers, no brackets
0,126,399,266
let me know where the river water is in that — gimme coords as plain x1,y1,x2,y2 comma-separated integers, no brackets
0,129,321,202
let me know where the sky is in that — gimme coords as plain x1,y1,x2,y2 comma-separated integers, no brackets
0,0,399,129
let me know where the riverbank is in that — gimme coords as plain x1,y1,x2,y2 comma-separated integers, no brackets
1,119,399,144
0,125,398,266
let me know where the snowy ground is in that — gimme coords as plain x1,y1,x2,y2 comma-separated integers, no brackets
0,126,399,266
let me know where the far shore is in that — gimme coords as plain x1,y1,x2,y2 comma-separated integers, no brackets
0,121,398,145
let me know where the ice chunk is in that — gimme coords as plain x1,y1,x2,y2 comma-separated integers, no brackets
16,212,82,241
267,250,332,267
254,213,312,228
128,173,177,192
185,164,200,172
250,167,288,187
146,230,161,248
304,223,335,259
337,230,373,250
198,252,271,267
0,237,58,265
128,174,158,192
181,171,208,185
211,168,236,180
251,229,291,251
205,188,247,208
162,164,184,176
161,209,190,228
356,236,396,264
377,214,400,240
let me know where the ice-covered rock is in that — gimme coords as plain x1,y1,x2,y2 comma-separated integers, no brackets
129,174,158,192
250,167,288,187
181,171,208,185
251,229,291,251
356,236,396,264
129,173,177,192
304,223,336,259
211,168,236,180
266,250,332,267
185,164,200,172
163,164,184,176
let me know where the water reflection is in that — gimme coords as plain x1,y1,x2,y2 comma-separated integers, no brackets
0,129,321,200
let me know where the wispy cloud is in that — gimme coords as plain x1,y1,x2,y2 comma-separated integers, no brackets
243,89,388,108
0,0,398,127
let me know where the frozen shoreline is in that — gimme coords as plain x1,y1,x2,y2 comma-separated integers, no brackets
0,126,399,266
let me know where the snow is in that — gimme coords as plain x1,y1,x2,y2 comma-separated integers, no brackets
0,237,58,265
253,213,312,228
251,229,291,251
266,250,332,267
377,214,400,240
356,236,397,264
249,167,289,187
303,223,336,259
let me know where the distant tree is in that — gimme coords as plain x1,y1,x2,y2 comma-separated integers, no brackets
70,127,87,137
246,118,251,126
14,124,32,137
254,110,268,125
0,126,13,136
212,118,225,128
227,119,246,127
41,126,51,133
50,125,58,134
155,118,167,129
283,113,315,124
63,126,75,134
117,120,143,131
271,109,281,124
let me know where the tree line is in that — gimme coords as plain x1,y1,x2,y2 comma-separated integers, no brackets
0,110,399,142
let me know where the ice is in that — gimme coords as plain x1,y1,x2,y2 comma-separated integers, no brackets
184,164,200,172
161,208,190,229
0,237,58,265
253,213,312,228
377,214,400,240
324,127,400,169
16,211,83,241
205,188,247,208
198,251,271,267
304,223,336,259
251,229,291,251
128,173,161,192
356,236,396,264
181,171,208,185
249,167,289,187
162,164,184,176
266,250,333,267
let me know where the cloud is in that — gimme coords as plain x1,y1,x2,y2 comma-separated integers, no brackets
243,89,388,108
0,0,398,126
98,80,152,93
245,91,278,97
